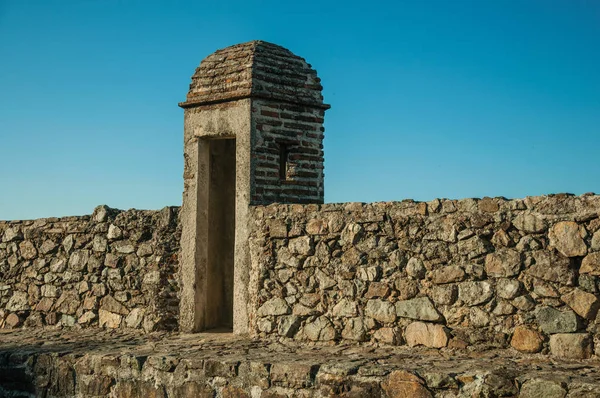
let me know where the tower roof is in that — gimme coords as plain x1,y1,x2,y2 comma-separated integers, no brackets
179,41,329,109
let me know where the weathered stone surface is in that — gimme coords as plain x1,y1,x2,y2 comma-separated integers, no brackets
581,252,600,275
528,251,575,286
93,205,110,222
536,307,578,334
533,279,559,297
561,288,600,320
373,327,400,345
479,197,499,213
549,333,592,359
98,309,122,328
304,316,336,341
395,279,419,300
278,316,301,337
332,298,358,318
458,236,491,259
395,297,443,322
365,299,396,323
513,295,536,311
382,370,432,398
19,240,37,260
222,386,250,398
340,223,363,246
114,240,135,254
513,213,547,233
68,250,90,271
271,363,319,388
405,322,449,348
592,231,600,251
125,308,145,328
510,326,543,353
430,284,457,305
5,313,21,328
36,297,54,312
549,221,587,257
485,248,521,277
364,281,390,298
257,298,291,317
100,295,129,315
306,218,328,235
2,325,600,397
497,278,521,299
55,290,79,315
469,306,491,327
107,224,123,240
341,317,366,341
90,235,106,253
430,265,465,284
315,269,336,289
78,311,96,324
2,227,23,242
6,291,29,311
520,379,567,398
288,236,314,256
458,281,494,306
406,258,426,279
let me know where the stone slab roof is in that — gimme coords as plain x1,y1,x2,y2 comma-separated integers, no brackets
180,40,330,109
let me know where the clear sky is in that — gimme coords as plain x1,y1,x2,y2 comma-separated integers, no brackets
1,0,599,220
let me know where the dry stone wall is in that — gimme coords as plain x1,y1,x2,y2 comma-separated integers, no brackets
0,205,180,332
248,194,600,358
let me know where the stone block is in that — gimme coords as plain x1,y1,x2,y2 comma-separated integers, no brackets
288,236,313,256
270,363,319,388
512,213,547,233
257,298,291,317
303,316,336,341
510,326,544,353
381,370,432,398
581,252,600,276
458,281,493,306
395,297,443,322
549,221,587,257
373,327,400,345
549,333,592,359
536,307,578,334
485,248,521,277
365,299,396,323
405,322,449,348
528,251,575,286
561,288,600,320
19,240,37,260
520,379,567,398
341,317,367,341
430,265,465,284
98,309,122,328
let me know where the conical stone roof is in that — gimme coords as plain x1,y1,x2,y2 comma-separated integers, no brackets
180,41,329,109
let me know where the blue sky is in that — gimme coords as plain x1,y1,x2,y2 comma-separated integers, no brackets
1,0,599,220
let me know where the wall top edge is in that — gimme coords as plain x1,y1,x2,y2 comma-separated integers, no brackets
0,205,180,225
2,194,598,224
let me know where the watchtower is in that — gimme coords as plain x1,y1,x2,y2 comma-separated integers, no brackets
178,41,329,333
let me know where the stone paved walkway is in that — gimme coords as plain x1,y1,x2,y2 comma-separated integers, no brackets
1,328,600,397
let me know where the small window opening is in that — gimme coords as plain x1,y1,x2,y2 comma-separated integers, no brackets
279,143,289,180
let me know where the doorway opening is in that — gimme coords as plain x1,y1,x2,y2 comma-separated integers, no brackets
204,138,235,330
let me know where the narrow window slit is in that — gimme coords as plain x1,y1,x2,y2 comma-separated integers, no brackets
279,143,289,181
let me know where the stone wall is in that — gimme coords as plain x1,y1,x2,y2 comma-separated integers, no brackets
3,328,600,398
0,205,180,332
248,194,600,358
